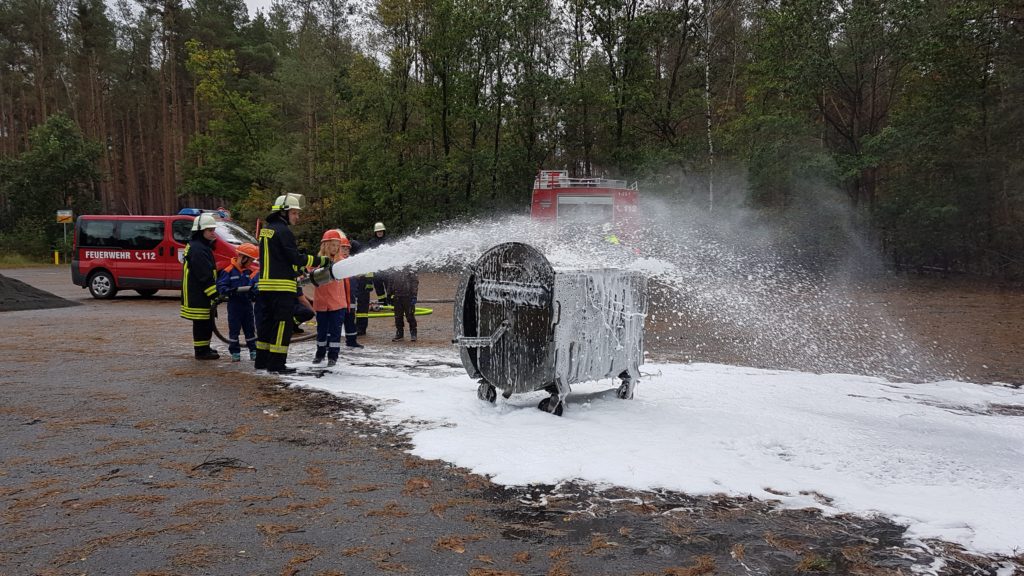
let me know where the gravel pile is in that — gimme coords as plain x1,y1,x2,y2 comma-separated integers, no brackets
0,273,79,312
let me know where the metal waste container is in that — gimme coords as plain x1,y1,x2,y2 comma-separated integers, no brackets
454,242,647,415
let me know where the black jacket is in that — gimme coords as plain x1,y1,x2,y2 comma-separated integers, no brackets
257,212,329,293
367,233,388,250
180,233,218,320
389,268,419,297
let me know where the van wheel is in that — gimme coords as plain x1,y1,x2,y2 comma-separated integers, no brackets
88,271,118,299
135,289,158,297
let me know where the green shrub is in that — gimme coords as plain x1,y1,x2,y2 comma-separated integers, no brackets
0,217,52,260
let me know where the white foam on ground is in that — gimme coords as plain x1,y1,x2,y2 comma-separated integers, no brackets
285,349,1024,557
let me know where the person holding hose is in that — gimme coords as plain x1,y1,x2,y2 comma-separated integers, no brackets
254,193,331,374
180,213,221,360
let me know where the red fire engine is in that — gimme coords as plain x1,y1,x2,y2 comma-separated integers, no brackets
530,170,639,225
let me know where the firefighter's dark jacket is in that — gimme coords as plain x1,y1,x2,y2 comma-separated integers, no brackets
180,233,218,320
258,211,329,293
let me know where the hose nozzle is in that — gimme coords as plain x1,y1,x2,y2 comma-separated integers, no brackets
308,266,336,287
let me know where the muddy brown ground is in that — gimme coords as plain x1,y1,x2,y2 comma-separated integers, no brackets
644,276,1023,386
1,267,1021,576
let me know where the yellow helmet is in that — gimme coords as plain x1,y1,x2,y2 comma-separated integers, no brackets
373,222,386,232
272,193,306,211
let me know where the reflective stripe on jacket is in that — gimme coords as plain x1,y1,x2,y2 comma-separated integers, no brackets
216,258,258,304
258,212,327,292
181,237,217,320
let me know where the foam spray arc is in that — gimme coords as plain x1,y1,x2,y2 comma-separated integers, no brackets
315,214,950,381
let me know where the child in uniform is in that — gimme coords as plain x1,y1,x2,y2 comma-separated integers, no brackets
216,243,260,362
312,229,351,366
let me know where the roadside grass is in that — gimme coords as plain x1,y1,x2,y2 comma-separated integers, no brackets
0,253,59,269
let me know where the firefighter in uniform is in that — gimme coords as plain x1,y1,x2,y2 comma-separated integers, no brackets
353,221,389,335
254,193,330,374
180,213,221,360
368,222,391,306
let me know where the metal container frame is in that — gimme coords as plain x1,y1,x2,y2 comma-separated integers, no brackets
454,242,647,415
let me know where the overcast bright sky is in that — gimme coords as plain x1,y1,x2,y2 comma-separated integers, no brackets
244,0,274,17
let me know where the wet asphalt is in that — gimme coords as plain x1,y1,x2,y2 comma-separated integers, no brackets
1,267,1017,576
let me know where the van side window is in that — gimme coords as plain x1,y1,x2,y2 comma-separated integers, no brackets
79,220,117,247
172,220,192,244
119,220,164,250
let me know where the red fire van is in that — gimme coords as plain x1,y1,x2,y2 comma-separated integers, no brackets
71,211,257,299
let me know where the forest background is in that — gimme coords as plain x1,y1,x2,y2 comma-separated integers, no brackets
0,0,1021,278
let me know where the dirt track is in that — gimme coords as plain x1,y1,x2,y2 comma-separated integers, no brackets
1,267,1021,575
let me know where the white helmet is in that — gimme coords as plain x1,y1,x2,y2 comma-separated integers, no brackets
191,213,218,232
373,222,386,232
272,193,305,211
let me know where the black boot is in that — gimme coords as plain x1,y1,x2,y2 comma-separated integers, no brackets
267,352,296,375
410,329,417,342
195,346,220,360
391,330,404,342
254,348,268,370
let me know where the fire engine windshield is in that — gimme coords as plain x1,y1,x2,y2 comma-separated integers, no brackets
215,220,257,245
557,195,613,224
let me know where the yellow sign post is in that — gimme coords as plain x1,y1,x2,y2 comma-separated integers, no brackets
56,210,73,265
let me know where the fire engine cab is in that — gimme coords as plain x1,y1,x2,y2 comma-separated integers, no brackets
530,170,639,225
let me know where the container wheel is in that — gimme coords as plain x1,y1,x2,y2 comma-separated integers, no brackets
616,380,634,400
538,396,564,416
477,380,497,403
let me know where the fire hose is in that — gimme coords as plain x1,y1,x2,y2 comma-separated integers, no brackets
210,268,433,345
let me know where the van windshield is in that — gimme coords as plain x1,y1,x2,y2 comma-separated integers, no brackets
215,221,257,245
